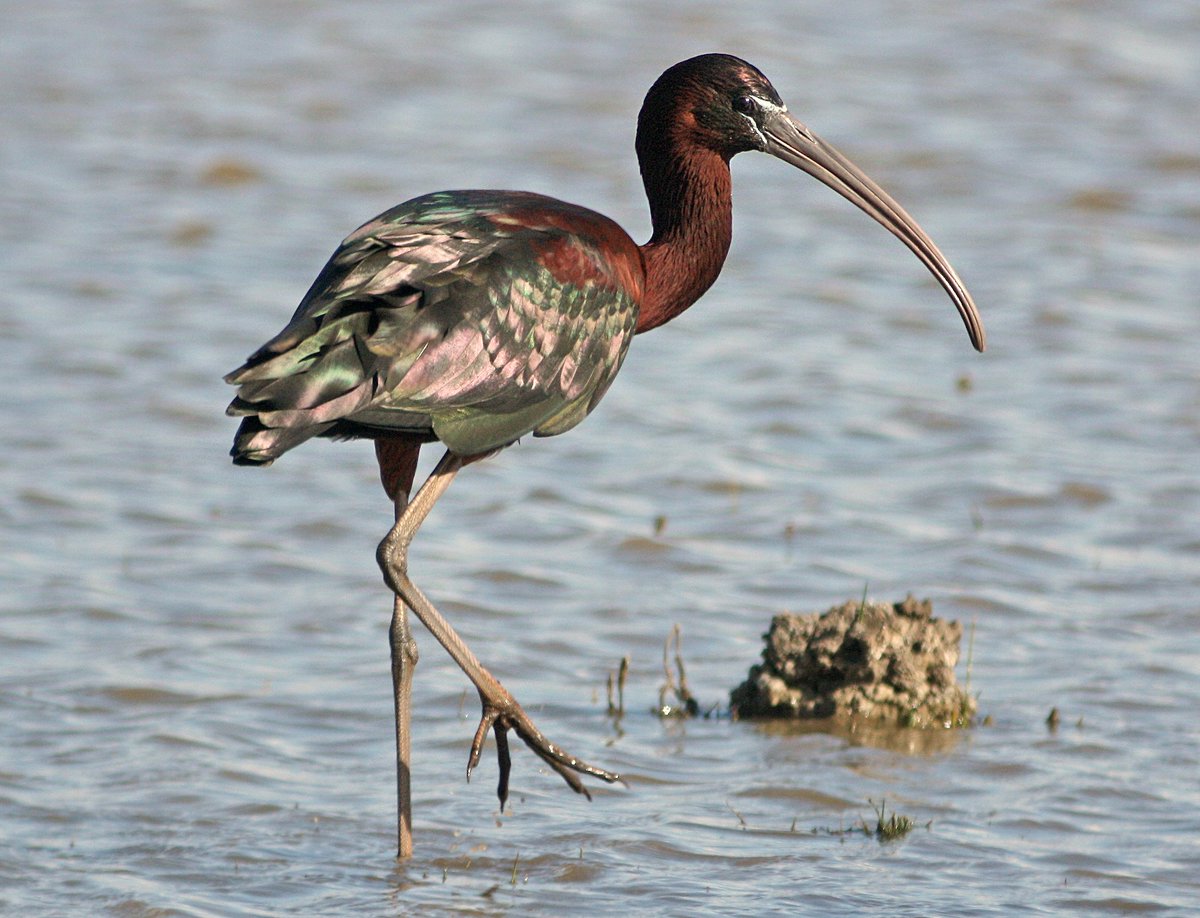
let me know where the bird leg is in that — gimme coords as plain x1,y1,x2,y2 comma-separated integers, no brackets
376,449,622,809
388,532,418,858
388,588,417,857
376,439,422,859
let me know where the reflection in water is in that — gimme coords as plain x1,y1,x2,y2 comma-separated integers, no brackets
751,716,968,757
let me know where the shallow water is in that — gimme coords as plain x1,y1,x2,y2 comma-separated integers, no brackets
3,1,1199,914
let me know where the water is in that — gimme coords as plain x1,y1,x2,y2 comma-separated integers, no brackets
3,1,1198,914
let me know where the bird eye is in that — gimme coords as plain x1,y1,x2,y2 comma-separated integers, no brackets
732,95,755,115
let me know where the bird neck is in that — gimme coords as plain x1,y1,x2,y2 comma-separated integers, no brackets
635,145,734,333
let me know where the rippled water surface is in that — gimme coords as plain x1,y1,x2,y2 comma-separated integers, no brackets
3,1,1199,914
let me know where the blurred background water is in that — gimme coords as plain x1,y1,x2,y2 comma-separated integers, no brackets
2,1,1198,914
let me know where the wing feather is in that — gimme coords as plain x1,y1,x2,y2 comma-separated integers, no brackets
226,191,642,464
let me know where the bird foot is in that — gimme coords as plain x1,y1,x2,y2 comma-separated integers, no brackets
466,691,622,809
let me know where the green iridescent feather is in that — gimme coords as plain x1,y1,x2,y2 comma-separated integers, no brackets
225,191,641,463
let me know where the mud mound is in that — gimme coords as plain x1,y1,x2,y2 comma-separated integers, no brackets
730,595,975,728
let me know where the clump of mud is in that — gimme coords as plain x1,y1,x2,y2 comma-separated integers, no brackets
730,595,975,728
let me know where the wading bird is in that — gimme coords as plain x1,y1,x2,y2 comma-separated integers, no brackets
225,53,985,857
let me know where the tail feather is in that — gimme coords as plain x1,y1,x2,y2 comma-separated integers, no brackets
225,315,382,465
229,417,333,465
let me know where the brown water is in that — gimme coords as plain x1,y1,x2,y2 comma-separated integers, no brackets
3,1,1199,914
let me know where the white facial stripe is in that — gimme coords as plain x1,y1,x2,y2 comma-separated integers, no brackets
739,96,786,146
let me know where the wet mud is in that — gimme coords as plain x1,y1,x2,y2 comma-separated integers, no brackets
731,595,975,728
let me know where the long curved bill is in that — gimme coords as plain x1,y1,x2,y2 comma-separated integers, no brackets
760,107,986,352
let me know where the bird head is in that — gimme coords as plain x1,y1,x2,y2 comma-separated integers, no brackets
639,54,986,352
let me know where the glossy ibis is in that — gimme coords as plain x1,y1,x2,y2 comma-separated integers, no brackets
225,53,985,856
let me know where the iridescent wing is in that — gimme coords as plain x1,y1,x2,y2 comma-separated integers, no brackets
226,191,643,463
